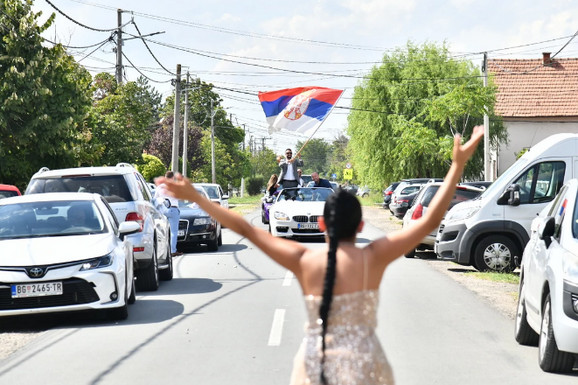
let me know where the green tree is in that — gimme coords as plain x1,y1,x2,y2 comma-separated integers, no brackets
91,75,162,165
154,79,250,186
136,153,166,182
326,134,350,182
296,138,330,176
0,0,92,187
250,147,279,178
347,41,506,189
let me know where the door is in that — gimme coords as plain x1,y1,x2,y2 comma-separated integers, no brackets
503,160,567,237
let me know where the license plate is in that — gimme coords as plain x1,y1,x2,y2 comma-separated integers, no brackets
11,282,63,298
178,230,185,236
298,223,319,230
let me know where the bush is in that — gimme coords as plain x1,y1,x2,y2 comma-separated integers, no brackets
246,176,264,195
136,153,166,182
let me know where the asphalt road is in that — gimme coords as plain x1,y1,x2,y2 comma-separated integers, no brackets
0,209,576,384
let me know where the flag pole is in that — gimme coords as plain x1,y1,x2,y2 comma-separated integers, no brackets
295,91,344,157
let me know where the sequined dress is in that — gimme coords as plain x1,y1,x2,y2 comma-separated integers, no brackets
289,289,394,385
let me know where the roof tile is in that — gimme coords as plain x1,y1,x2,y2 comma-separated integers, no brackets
488,58,578,118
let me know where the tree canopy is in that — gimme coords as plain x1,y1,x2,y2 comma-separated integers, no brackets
0,0,92,187
347,41,506,188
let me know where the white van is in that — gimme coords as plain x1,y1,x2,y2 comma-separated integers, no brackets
435,133,578,272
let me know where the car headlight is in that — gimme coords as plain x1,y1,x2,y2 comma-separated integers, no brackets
80,255,113,271
274,211,289,221
193,217,212,226
444,205,480,222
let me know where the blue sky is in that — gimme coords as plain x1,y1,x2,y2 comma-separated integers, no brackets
31,0,578,154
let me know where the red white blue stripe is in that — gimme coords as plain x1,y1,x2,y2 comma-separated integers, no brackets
258,87,343,135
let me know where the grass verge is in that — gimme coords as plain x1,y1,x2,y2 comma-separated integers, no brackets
469,271,519,285
228,195,262,215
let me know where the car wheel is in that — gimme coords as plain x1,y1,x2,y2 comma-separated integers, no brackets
127,278,136,305
538,294,575,372
207,232,219,251
159,238,173,281
514,280,538,345
474,235,518,272
136,246,159,291
404,248,416,258
217,229,223,246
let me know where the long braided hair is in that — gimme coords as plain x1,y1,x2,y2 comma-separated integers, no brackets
319,189,362,384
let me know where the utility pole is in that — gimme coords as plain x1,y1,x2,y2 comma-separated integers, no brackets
210,99,216,183
482,52,491,181
182,72,190,177
115,9,123,84
171,64,181,173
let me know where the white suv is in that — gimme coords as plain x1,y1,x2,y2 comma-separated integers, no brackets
26,163,173,291
194,183,229,209
515,178,578,372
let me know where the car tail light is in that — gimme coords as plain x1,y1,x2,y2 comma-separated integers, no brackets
386,191,393,195
125,212,144,232
411,203,424,220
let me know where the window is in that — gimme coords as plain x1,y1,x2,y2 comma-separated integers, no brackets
513,161,565,204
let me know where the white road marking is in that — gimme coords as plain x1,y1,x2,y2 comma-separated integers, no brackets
282,271,294,286
268,309,286,346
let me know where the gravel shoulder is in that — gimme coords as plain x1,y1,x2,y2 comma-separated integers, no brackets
361,204,518,320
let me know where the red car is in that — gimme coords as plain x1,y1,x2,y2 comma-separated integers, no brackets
0,184,21,199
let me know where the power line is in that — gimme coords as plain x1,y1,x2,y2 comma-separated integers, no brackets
130,20,175,76
44,0,119,32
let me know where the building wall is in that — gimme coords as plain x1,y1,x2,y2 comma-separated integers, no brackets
497,121,578,175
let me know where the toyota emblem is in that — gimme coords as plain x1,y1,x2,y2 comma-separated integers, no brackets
28,267,45,278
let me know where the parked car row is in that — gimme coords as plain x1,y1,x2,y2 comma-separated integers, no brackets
402,182,485,258
0,163,230,322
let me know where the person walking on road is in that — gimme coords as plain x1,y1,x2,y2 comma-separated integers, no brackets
155,126,483,385
155,171,183,257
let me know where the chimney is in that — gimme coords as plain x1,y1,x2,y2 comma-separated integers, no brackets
542,52,551,65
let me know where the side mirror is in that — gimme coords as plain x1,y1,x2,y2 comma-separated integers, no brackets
497,184,520,206
164,198,171,208
222,194,229,200
538,216,556,248
118,221,141,240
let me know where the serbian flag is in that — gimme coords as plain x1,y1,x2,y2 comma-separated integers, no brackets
258,87,343,135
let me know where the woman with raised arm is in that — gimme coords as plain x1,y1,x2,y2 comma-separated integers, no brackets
156,126,484,385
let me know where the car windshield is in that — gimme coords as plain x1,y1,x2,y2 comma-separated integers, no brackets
179,188,207,208
277,188,333,202
0,200,106,239
202,186,220,199
0,190,19,199
27,175,133,202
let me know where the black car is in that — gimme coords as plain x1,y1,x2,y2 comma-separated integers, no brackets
389,184,423,219
177,187,222,251
382,182,400,209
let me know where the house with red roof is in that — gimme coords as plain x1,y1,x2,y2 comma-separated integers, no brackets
488,53,578,176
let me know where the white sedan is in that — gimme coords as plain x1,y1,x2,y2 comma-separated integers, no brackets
0,192,140,320
515,178,578,372
268,187,334,239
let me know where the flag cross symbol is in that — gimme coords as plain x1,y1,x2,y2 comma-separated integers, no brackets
283,90,314,121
